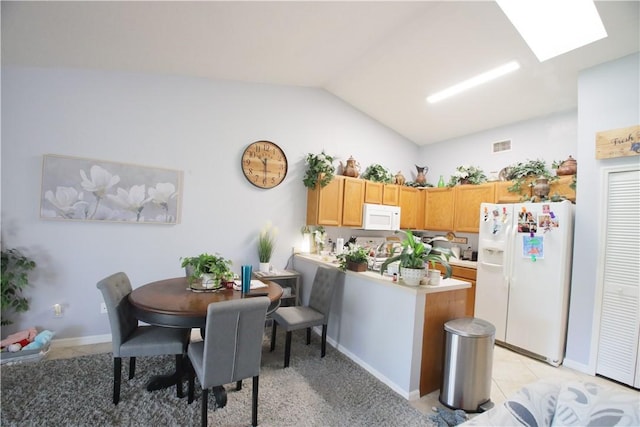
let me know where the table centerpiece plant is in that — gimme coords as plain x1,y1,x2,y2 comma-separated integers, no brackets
257,221,277,272
380,230,452,286
303,151,336,188
180,253,234,289
336,244,370,272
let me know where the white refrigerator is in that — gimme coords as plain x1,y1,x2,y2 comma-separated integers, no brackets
475,200,574,366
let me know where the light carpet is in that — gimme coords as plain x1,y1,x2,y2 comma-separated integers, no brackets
1,331,437,426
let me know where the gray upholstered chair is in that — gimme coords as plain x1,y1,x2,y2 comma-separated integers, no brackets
270,265,340,368
187,297,270,427
97,272,190,405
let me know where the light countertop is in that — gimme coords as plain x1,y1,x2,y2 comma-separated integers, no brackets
294,253,470,294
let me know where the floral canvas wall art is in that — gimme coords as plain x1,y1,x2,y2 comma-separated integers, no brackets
40,154,182,224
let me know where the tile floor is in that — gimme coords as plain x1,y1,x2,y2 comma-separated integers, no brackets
45,339,632,417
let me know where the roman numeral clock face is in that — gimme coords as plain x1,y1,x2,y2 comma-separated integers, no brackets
241,141,288,189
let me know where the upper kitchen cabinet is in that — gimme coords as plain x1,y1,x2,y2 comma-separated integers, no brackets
364,181,383,204
383,184,400,206
424,187,455,231
306,176,344,226
549,175,576,202
495,175,576,203
342,177,366,227
453,183,495,232
399,186,421,229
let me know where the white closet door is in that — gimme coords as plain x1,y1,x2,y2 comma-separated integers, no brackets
596,169,640,386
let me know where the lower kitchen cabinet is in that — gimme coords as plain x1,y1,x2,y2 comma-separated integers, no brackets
436,264,476,317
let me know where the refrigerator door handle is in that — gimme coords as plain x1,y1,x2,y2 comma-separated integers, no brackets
480,261,503,268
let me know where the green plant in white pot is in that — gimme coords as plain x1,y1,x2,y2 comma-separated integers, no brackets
380,230,452,286
257,221,277,272
180,253,233,289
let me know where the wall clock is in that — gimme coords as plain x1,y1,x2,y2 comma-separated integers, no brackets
241,140,288,189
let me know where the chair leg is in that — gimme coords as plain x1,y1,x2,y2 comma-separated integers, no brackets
321,324,328,358
252,376,259,427
113,357,122,405
236,380,242,391
187,359,195,404
128,356,136,379
284,331,292,368
270,321,277,352
201,388,208,427
175,354,184,398
306,327,311,345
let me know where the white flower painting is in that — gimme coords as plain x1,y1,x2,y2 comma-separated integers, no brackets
41,155,182,224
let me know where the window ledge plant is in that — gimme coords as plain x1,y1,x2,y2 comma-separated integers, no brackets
361,164,394,183
303,151,336,188
336,244,370,272
447,165,487,186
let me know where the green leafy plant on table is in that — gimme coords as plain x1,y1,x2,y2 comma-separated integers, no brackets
303,151,336,188
336,244,370,271
1,248,36,326
381,230,452,279
180,253,234,286
361,164,394,183
257,221,277,263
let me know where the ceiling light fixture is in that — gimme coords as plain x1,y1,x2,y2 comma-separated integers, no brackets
426,61,520,104
496,0,607,62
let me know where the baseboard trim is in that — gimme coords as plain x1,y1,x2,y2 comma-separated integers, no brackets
562,358,594,375
51,334,111,349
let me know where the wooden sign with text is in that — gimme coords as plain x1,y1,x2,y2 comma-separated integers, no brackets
595,125,640,159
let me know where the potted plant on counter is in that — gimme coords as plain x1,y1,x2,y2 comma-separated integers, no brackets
380,230,452,286
336,244,370,272
180,253,234,289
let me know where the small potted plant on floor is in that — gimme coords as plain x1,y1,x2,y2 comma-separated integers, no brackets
180,253,233,289
336,244,370,272
1,248,36,325
380,230,452,286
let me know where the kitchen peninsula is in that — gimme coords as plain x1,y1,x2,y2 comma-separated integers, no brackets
292,254,471,400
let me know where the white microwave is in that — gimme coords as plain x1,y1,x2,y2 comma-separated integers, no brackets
362,203,401,231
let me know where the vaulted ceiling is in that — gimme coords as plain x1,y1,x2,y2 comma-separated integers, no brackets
2,1,638,145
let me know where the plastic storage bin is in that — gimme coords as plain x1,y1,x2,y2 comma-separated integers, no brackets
439,317,495,412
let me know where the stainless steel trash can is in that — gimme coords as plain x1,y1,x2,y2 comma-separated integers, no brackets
439,317,495,412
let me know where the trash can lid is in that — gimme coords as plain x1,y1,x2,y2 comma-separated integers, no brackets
444,317,496,337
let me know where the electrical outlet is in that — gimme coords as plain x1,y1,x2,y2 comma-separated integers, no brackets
53,303,63,317
100,302,108,314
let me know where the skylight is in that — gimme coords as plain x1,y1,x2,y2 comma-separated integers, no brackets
496,0,607,62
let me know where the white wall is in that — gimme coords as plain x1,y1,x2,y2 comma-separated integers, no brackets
565,52,640,370
419,110,577,186
1,66,418,339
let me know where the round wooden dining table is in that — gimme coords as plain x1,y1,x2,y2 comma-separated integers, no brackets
129,277,283,329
